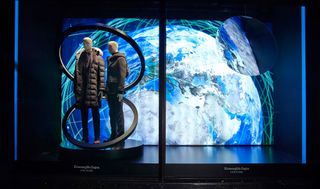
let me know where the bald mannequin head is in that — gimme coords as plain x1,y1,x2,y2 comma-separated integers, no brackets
108,41,118,54
83,37,93,52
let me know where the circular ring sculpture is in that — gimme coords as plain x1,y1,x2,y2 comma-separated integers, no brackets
62,97,138,149
58,23,145,91
59,24,144,149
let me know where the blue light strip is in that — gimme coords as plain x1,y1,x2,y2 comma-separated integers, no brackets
301,6,306,164
14,0,19,161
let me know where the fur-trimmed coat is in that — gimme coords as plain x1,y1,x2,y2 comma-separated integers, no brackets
74,48,105,107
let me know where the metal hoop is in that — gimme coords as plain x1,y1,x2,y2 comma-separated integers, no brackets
62,97,138,149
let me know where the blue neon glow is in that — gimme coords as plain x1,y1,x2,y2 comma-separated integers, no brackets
14,0,19,161
301,6,306,164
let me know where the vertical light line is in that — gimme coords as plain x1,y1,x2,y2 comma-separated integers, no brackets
14,0,19,161
301,5,306,164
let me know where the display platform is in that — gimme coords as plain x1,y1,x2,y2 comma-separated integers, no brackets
165,146,302,178
14,145,305,178
59,139,143,160
59,145,299,163
166,146,300,164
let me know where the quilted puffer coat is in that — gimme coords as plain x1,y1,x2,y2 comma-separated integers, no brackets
74,48,105,107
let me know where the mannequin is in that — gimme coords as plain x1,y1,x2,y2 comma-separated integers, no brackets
74,37,105,144
105,41,129,141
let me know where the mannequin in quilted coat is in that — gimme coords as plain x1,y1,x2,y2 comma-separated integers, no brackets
74,37,105,144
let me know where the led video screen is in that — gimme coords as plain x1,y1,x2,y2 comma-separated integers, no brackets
61,17,274,147
165,19,274,145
